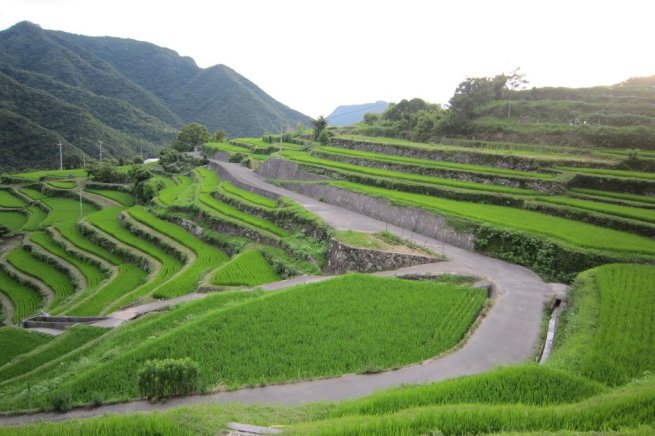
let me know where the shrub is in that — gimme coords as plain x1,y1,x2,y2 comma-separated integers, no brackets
48,390,72,413
138,358,199,400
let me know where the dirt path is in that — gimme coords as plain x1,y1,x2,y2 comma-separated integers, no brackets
0,162,555,425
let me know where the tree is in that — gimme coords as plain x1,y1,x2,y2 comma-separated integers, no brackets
318,128,332,145
173,123,210,152
506,68,528,118
449,76,496,123
87,159,124,183
312,116,327,140
213,129,227,142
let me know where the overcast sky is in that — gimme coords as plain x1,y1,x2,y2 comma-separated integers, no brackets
3,0,654,118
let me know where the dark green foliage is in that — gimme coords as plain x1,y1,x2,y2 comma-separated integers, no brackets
312,116,327,140
172,123,210,152
138,358,199,400
213,129,227,142
86,160,126,183
48,391,72,413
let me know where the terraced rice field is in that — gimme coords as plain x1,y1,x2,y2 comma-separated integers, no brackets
315,146,552,179
220,181,278,208
195,167,220,193
127,206,228,298
199,193,288,236
0,328,51,367
5,247,76,307
86,189,135,206
12,169,87,180
332,181,655,256
204,141,251,154
0,211,26,232
0,269,42,323
282,151,539,195
30,231,106,291
52,275,486,403
20,188,97,225
0,190,26,208
158,175,196,206
211,249,280,286
47,181,76,189
0,325,105,383
539,196,655,223
21,206,48,231
559,166,655,180
549,264,655,385
570,188,655,206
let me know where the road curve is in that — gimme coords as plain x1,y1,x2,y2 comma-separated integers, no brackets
0,161,553,425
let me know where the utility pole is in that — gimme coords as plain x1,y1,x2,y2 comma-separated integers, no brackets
98,140,103,160
57,140,63,171
280,125,283,144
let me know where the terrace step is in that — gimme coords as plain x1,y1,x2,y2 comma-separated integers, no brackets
21,315,108,330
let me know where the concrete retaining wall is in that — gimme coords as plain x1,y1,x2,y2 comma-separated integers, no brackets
281,183,476,250
254,159,329,181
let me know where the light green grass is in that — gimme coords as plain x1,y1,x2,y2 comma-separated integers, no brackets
199,193,288,237
22,206,47,231
0,327,51,367
282,151,539,195
333,181,655,256
127,206,228,299
57,275,485,403
0,211,26,232
11,169,87,180
220,181,278,208
317,145,552,179
0,190,26,208
55,222,122,265
204,141,251,153
195,167,220,194
549,264,655,386
158,175,196,206
5,247,76,308
0,270,42,323
539,196,655,223
570,188,655,206
211,249,280,286
20,188,97,226
47,180,76,189
86,189,135,206
560,166,655,180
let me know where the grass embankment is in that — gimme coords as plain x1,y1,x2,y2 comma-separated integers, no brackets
211,249,280,287
0,327,51,367
127,206,229,299
43,275,485,405
86,189,135,206
559,166,655,180
282,151,539,195
22,206,47,231
0,269,42,323
571,188,655,206
332,181,655,257
5,247,75,308
220,181,278,208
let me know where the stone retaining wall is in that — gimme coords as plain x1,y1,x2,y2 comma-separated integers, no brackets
254,159,329,181
327,239,439,274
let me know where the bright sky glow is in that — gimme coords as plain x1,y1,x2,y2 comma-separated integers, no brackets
2,0,654,118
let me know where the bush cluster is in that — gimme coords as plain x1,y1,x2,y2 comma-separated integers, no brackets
138,358,199,400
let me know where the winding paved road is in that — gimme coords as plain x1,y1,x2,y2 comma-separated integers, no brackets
0,161,554,425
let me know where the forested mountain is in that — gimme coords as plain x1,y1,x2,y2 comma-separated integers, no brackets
0,21,310,171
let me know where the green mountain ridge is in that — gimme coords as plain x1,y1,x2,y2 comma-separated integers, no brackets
0,21,310,172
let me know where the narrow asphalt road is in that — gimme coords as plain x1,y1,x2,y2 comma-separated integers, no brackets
0,161,553,425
